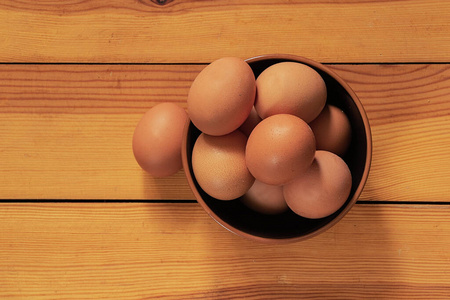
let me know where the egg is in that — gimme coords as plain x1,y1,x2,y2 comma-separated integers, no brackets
239,106,262,137
192,130,255,200
132,103,188,177
309,104,352,157
187,57,256,136
255,62,327,123
283,150,352,219
245,114,316,186
241,180,288,215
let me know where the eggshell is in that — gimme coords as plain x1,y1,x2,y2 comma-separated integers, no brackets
132,103,188,177
241,180,288,215
187,57,256,136
309,105,352,157
245,114,316,186
239,106,262,137
192,130,255,200
283,150,352,219
255,62,327,123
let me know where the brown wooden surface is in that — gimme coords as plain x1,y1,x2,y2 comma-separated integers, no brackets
1,64,449,201
0,0,449,63
1,0,450,298
1,203,450,299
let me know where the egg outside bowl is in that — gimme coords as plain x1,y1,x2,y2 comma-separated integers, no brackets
182,54,372,243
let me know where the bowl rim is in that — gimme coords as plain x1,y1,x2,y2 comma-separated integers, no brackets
182,54,373,243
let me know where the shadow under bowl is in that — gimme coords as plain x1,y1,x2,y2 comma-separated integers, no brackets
182,54,372,243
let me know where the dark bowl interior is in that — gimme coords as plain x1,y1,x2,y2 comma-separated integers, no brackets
182,54,372,243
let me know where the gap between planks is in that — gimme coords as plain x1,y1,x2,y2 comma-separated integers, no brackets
0,62,449,65
0,200,450,206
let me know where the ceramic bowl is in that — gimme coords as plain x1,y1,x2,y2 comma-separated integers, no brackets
182,54,372,243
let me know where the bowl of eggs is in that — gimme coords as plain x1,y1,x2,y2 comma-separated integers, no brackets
181,54,372,243
132,54,371,243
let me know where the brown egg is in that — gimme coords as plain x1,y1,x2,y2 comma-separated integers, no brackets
241,180,288,215
192,130,255,200
283,150,352,219
309,105,352,157
255,62,327,123
245,114,316,186
187,57,256,136
239,106,262,137
132,103,188,177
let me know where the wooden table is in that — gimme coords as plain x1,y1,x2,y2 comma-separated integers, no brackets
1,1,449,298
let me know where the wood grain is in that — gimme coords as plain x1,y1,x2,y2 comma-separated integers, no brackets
1,64,449,201
0,64,195,200
0,203,449,299
0,0,449,63
331,64,450,202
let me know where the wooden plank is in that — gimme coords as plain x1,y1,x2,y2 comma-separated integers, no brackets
0,0,449,63
0,64,196,200
0,203,449,299
0,64,449,201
